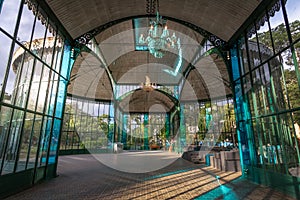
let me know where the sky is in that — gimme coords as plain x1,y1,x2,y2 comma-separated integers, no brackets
0,0,52,95
255,0,300,32
286,0,300,24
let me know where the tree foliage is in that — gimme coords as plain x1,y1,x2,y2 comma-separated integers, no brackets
61,103,111,149
256,20,300,123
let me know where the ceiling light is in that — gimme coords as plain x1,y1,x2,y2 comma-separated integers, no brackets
141,76,156,92
139,0,180,58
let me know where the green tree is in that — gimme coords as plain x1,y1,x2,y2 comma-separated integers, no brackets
285,70,300,123
97,114,109,134
257,20,300,124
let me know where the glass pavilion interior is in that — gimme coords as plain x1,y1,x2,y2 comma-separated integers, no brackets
0,0,300,198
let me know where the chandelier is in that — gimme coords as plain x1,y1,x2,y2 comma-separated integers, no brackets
141,76,156,92
138,0,180,58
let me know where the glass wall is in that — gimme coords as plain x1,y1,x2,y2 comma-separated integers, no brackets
0,0,71,183
61,96,235,152
116,112,168,150
61,96,113,152
232,0,300,176
182,98,236,148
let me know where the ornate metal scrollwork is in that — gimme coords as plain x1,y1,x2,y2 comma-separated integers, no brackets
247,0,282,38
25,0,56,36
146,0,156,14
208,35,225,48
75,16,228,50
268,0,281,17
75,19,123,45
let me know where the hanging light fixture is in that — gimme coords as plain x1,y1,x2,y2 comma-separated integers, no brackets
141,75,156,92
139,0,180,58
140,50,157,92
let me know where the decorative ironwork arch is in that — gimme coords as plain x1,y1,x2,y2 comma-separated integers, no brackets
75,15,227,49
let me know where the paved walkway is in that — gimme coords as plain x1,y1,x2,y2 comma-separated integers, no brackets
6,153,296,200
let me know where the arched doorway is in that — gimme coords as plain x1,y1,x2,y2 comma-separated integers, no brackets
116,88,180,151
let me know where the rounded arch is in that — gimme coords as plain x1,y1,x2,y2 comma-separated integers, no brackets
117,88,179,113
68,46,114,101
75,15,226,49
69,16,232,103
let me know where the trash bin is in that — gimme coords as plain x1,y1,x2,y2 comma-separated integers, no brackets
113,142,123,153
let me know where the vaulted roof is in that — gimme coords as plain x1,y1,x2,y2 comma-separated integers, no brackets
44,0,262,41
38,0,274,112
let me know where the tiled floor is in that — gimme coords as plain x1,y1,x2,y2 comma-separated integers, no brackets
6,153,296,200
